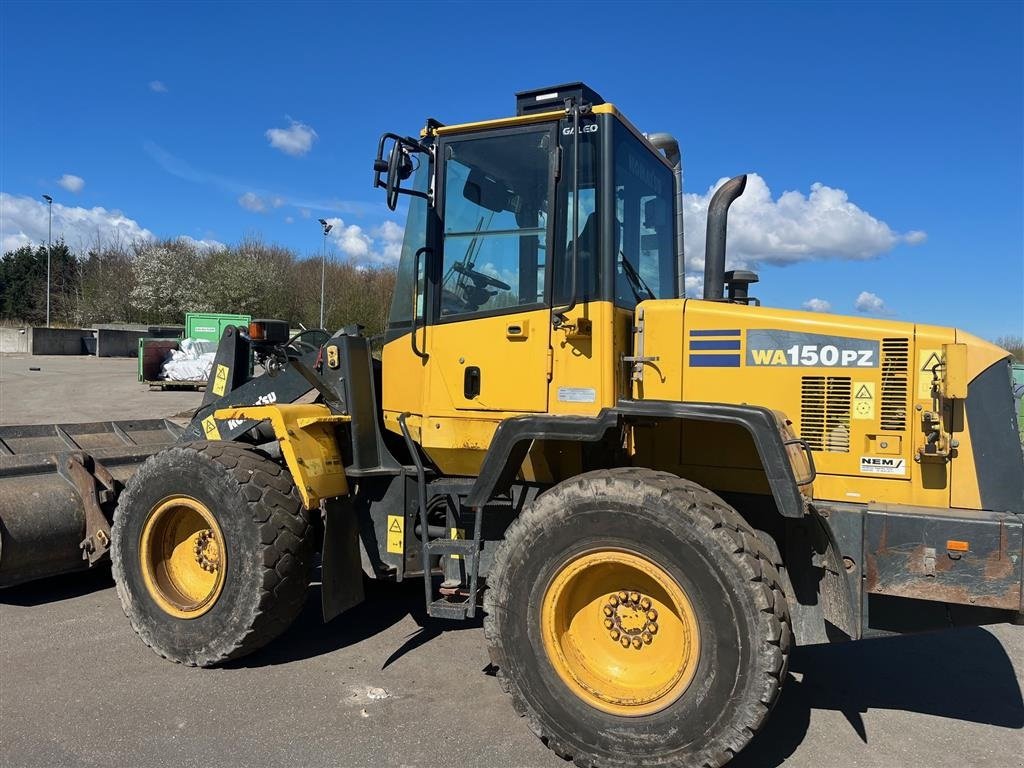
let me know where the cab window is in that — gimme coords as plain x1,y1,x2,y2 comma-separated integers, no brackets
438,127,553,319
613,123,676,308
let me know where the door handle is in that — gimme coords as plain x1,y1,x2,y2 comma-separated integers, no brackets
506,320,529,340
464,366,481,399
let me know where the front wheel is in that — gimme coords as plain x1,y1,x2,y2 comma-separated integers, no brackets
111,442,314,666
484,468,791,768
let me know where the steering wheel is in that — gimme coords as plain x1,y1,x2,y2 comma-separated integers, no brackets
452,262,512,291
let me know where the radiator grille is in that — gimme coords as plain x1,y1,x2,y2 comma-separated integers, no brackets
880,338,910,431
801,377,852,453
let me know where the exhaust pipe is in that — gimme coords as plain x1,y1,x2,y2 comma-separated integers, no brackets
703,174,747,300
645,133,685,297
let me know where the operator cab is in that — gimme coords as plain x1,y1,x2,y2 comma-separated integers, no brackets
376,83,681,340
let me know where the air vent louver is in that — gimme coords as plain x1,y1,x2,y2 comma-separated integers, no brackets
880,338,910,431
801,377,852,453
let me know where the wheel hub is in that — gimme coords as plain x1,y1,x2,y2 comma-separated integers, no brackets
603,591,659,649
193,529,221,573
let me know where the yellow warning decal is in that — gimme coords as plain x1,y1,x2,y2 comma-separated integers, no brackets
201,415,221,441
212,364,229,396
449,527,465,560
918,349,942,399
852,381,875,420
386,515,404,554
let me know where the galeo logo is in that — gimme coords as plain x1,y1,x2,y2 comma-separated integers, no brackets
562,123,598,135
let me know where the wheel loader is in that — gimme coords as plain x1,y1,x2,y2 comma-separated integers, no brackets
1,82,1022,768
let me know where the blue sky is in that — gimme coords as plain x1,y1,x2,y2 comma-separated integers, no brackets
1,1,1021,338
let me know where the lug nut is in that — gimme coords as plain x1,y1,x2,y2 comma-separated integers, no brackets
610,629,620,641
640,597,651,610
642,632,652,644
603,606,613,617
647,622,658,634
646,609,658,621
632,637,642,649
617,591,628,602
608,596,619,607
620,636,630,648
603,618,614,629
629,591,640,604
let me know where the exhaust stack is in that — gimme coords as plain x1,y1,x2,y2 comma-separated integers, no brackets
703,174,747,300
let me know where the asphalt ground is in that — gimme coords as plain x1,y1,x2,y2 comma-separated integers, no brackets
1,354,1022,767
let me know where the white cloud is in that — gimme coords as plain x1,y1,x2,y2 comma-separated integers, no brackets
177,235,225,252
1,193,154,253
238,192,267,212
284,216,294,224
683,174,925,296
803,298,832,313
298,208,311,219
854,291,888,314
265,119,318,157
322,217,404,266
56,174,85,193
148,80,168,93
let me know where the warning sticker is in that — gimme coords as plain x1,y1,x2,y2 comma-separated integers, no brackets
386,515,404,554
917,349,942,399
201,415,221,441
449,527,466,560
212,364,229,396
860,456,906,475
852,381,875,420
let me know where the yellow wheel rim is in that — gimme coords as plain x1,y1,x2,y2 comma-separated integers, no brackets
139,496,226,619
541,549,700,717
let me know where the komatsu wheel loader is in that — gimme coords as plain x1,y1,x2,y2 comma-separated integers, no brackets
2,83,1021,768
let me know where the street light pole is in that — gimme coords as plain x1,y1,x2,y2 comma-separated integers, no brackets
41,195,53,327
317,218,333,330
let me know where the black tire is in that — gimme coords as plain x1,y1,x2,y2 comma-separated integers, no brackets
110,442,314,666
484,468,791,768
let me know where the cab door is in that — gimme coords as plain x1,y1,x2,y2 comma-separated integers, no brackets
423,124,556,414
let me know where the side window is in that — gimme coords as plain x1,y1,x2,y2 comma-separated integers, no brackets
439,129,551,319
613,125,676,309
552,130,600,306
387,161,430,329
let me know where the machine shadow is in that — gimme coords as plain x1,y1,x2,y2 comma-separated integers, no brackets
0,566,113,606
230,573,482,669
732,626,1024,768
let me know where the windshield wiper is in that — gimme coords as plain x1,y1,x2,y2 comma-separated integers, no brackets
619,253,656,301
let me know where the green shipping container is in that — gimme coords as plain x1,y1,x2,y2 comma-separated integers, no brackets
185,313,251,343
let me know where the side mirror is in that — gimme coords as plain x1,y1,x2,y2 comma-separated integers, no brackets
941,343,969,399
373,133,428,211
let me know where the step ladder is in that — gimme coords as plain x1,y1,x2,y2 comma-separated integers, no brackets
398,413,484,620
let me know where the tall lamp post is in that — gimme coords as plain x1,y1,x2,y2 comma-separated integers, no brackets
317,218,333,330
41,194,53,327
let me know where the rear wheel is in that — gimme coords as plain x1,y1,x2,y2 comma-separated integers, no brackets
484,468,791,768
111,442,314,666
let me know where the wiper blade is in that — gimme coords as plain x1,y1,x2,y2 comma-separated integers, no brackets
619,253,656,301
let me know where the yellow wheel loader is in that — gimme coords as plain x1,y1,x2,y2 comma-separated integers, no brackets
2,83,1022,768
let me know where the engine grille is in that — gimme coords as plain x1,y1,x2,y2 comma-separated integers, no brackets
801,376,852,453
880,338,910,431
